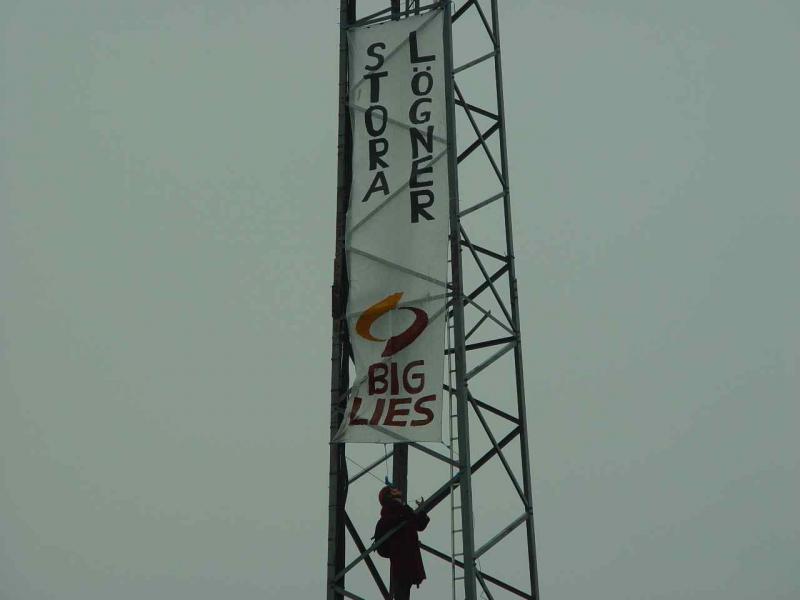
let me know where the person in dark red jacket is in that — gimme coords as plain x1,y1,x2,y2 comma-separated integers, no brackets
373,485,430,600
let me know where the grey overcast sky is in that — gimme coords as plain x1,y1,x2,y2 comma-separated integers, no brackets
1,1,798,599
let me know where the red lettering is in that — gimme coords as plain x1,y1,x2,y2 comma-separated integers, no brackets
411,394,435,426
403,360,425,393
383,397,411,426
349,397,368,425
390,362,399,395
369,363,388,394
369,398,386,425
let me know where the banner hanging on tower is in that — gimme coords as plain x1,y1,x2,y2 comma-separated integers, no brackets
333,9,449,444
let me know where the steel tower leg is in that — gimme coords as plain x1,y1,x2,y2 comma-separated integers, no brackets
443,3,478,599
490,1,541,597
327,2,355,600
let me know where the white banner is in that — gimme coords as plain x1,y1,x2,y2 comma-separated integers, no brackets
334,10,449,443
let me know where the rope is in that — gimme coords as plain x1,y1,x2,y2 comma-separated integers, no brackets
344,456,388,486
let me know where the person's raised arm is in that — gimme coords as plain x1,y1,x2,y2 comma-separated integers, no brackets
413,497,430,531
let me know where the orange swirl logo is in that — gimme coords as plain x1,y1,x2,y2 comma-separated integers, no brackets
355,292,428,357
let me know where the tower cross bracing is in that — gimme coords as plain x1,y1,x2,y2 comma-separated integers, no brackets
328,2,540,599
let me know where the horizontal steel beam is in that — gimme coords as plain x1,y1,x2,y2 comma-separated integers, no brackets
469,241,508,263
474,512,529,559
445,335,516,355
346,1,444,29
459,190,505,217
454,98,499,121
465,341,516,381
348,6,391,28
454,50,497,75
471,394,519,425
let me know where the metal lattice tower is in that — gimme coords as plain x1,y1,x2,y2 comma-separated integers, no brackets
328,2,540,599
